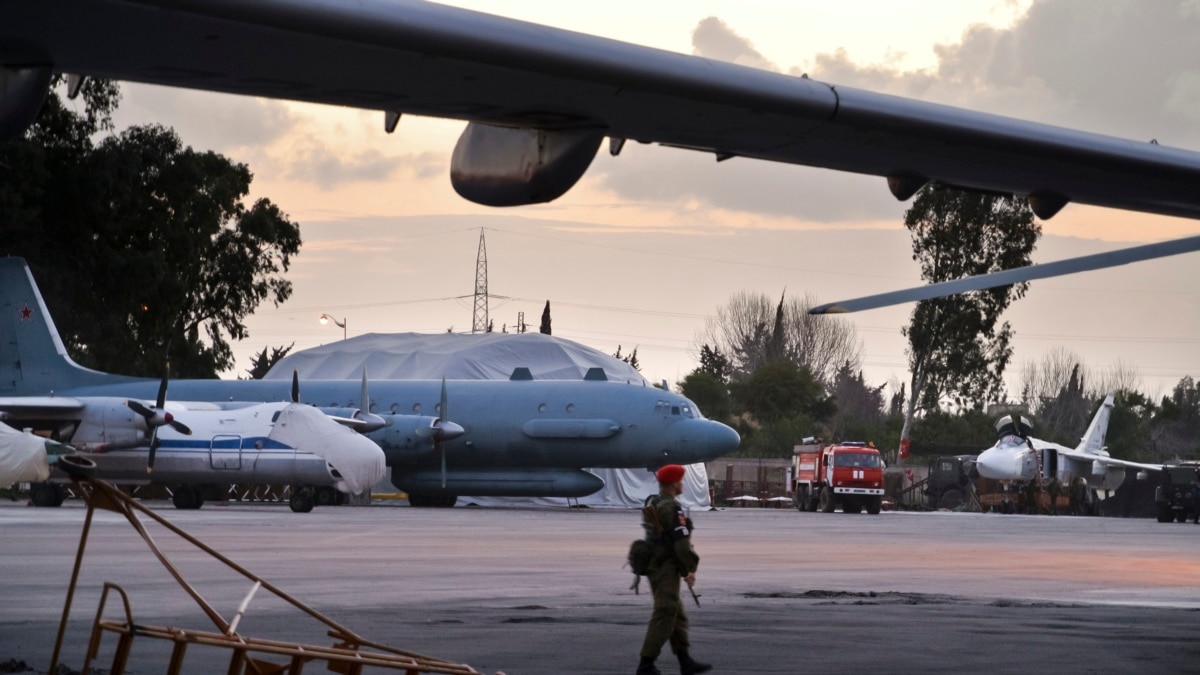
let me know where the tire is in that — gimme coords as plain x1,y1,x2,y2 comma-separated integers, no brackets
1175,511,1188,523
313,486,338,507
866,496,882,515
1157,507,1174,523
30,482,63,508
290,489,315,513
172,486,204,510
794,487,809,512
437,494,458,508
939,488,965,511
819,488,835,513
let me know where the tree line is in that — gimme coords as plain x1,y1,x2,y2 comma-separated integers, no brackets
680,189,1198,464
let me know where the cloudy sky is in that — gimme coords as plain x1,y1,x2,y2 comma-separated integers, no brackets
96,0,1200,400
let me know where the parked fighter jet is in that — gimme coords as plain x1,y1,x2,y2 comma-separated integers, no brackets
0,258,740,507
976,393,1161,499
3,1,1200,219
0,394,387,512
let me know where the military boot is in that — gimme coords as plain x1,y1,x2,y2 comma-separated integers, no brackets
677,651,712,674
636,656,662,675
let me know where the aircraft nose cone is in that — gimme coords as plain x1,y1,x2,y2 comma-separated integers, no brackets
977,448,1017,480
670,420,741,463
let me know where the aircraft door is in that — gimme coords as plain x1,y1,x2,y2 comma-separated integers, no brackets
210,434,242,470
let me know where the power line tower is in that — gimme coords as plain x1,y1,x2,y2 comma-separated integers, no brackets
471,228,489,333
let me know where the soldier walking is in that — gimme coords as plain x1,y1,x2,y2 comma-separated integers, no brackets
637,464,712,675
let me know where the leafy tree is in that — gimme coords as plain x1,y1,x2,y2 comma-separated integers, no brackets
245,343,295,380
679,371,733,422
899,186,1039,448
539,300,552,335
827,361,885,439
0,80,300,378
699,290,861,383
697,344,732,384
730,360,833,425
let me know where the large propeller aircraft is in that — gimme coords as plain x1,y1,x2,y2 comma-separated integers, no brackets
3,1,1200,219
0,258,740,508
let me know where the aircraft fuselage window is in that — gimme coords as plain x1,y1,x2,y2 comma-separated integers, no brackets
566,403,576,413
412,403,421,413
538,403,547,413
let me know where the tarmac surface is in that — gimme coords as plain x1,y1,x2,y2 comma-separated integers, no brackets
3,498,1200,674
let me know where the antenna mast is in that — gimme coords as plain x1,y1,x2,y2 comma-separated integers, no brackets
471,229,489,333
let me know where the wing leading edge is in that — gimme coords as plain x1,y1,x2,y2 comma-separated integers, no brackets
3,0,1200,216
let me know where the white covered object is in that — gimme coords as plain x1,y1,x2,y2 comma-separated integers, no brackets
0,422,53,487
268,403,387,494
268,333,711,509
460,465,711,511
266,332,647,383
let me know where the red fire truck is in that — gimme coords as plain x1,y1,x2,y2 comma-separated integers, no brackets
790,441,885,514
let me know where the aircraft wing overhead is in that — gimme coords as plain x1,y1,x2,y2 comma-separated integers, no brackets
5,0,1200,216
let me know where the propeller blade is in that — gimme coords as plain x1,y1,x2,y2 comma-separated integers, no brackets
156,363,170,409
168,419,193,435
126,399,154,420
440,377,448,489
291,369,300,403
146,430,159,473
361,367,370,415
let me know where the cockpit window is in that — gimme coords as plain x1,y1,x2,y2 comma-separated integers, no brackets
671,406,680,415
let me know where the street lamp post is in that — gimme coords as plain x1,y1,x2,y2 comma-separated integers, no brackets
319,313,347,340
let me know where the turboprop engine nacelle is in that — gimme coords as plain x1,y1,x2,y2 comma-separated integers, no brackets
450,122,604,206
0,65,52,141
70,399,148,450
317,407,389,433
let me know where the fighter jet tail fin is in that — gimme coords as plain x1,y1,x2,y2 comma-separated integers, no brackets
1077,393,1116,456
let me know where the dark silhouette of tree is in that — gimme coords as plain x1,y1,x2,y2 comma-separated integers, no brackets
245,343,295,380
613,345,641,371
539,300,552,335
899,186,1039,450
0,78,300,378
698,344,732,384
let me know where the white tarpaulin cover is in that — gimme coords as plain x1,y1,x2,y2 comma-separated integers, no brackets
0,422,55,487
267,403,387,494
266,333,711,509
266,332,648,383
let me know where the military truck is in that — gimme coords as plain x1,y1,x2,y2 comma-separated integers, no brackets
924,455,978,510
1154,462,1200,523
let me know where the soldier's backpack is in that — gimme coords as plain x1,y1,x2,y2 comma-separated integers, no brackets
626,495,663,593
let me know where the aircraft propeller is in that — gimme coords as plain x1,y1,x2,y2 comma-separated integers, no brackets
413,378,465,488
125,364,193,472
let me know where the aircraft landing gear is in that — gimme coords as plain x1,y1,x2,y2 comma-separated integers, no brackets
290,487,315,513
313,485,340,507
30,482,66,507
172,485,205,510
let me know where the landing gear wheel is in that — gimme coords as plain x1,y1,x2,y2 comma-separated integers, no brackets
290,488,315,513
172,486,204,510
819,488,835,513
30,482,64,507
313,486,339,507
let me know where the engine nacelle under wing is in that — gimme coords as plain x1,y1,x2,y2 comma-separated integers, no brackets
0,65,51,141
450,122,604,206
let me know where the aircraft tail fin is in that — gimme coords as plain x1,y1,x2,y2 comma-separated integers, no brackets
0,257,138,395
1077,393,1116,456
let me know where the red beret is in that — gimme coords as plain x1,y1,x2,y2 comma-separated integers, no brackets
656,464,686,483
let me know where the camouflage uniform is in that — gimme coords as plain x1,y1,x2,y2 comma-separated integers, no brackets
640,491,701,661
